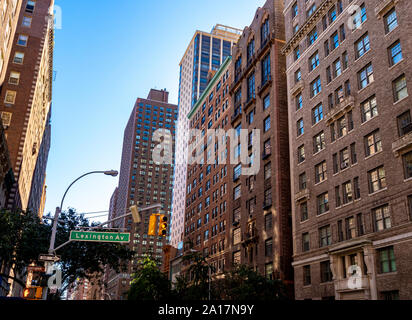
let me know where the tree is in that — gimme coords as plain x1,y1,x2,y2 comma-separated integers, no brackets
48,209,134,298
219,264,289,301
0,209,50,288
128,256,172,301
0,208,134,298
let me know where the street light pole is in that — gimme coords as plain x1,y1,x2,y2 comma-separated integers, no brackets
48,170,118,255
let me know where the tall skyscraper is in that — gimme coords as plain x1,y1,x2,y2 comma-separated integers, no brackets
106,89,177,300
0,0,54,212
283,0,412,300
171,24,242,249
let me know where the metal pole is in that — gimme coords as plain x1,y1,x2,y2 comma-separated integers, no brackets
48,207,61,254
208,264,211,301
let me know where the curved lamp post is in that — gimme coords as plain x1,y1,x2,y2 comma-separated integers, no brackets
48,170,118,255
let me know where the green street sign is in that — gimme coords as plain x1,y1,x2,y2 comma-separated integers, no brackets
70,231,130,243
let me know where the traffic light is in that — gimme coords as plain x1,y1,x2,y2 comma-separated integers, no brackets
148,214,157,236
130,205,141,223
23,287,43,300
158,215,168,237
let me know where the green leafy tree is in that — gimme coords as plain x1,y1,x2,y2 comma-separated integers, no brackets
219,264,289,301
0,209,50,288
0,208,134,298
128,256,172,301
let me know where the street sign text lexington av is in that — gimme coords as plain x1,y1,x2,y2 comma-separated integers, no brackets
70,231,130,243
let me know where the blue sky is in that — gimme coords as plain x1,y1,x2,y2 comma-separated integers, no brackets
45,0,266,221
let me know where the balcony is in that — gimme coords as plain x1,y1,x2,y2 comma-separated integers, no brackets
335,276,370,293
231,109,242,124
392,127,412,157
241,228,259,247
295,188,310,202
258,76,272,96
325,95,355,124
289,80,304,97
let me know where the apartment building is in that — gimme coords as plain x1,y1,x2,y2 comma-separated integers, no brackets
283,0,412,300
0,0,22,87
105,89,177,300
226,0,293,295
0,0,54,212
171,25,241,249
182,57,232,278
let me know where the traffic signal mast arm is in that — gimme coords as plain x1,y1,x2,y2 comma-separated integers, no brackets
50,204,162,253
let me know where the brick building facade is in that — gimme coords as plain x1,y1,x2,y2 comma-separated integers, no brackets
283,0,412,300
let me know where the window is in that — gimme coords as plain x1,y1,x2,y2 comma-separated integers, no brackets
389,41,402,66
264,116,271,132
408,195,412,220
298,145,305,163
303,265,311,286
247,39,255,62
331,32,339,50
320,261,333,283
17,34,28,46
403,151,412,179
233,228,241,245
384,8,398,34
297,119,304,137
397,111,412,137
333,59,342,78
233,164,242,181
357,213,365,236
265,238,273,257
355,33,370,59
13,52,24,64
345,216,356,239
247,73,256,101
373,205,391,231
8,71,20,85
352,3,366,30
300,202,308,222
264,189,272,207
337,116,347,138
265,213,272,231
299,172,306,191
311,77,321,97
361,96,378,123
265,263,274,280
233,185,241,200
319,225,331,247
25,0,36,13
4,90,16,104
22,16,32,27
294,46,300,61
312,104,323,125
335,186,341,208
329,7,337,24
378,247,396,273
262,54,271,84
302,233,310,252
1,112,12,127
315,161,327,184
261,19,270,44
295,69,302,83
317,193,329,215
393,74,408,102
365,130,382,157
382,291,400,301
263,94,270,110
309,51,319,72
307,3,316,18
292,2,298,19
358,63,374,89
313,131,325,154
233,251,241,265
368,166,386,193
343,182,353,204
296,93,303,110
264,139,271,157
308,28,318,46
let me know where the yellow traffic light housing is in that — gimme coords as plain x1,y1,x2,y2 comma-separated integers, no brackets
158,215,168,237
130,205,141,223
148,214,157,236
23,287,43,300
